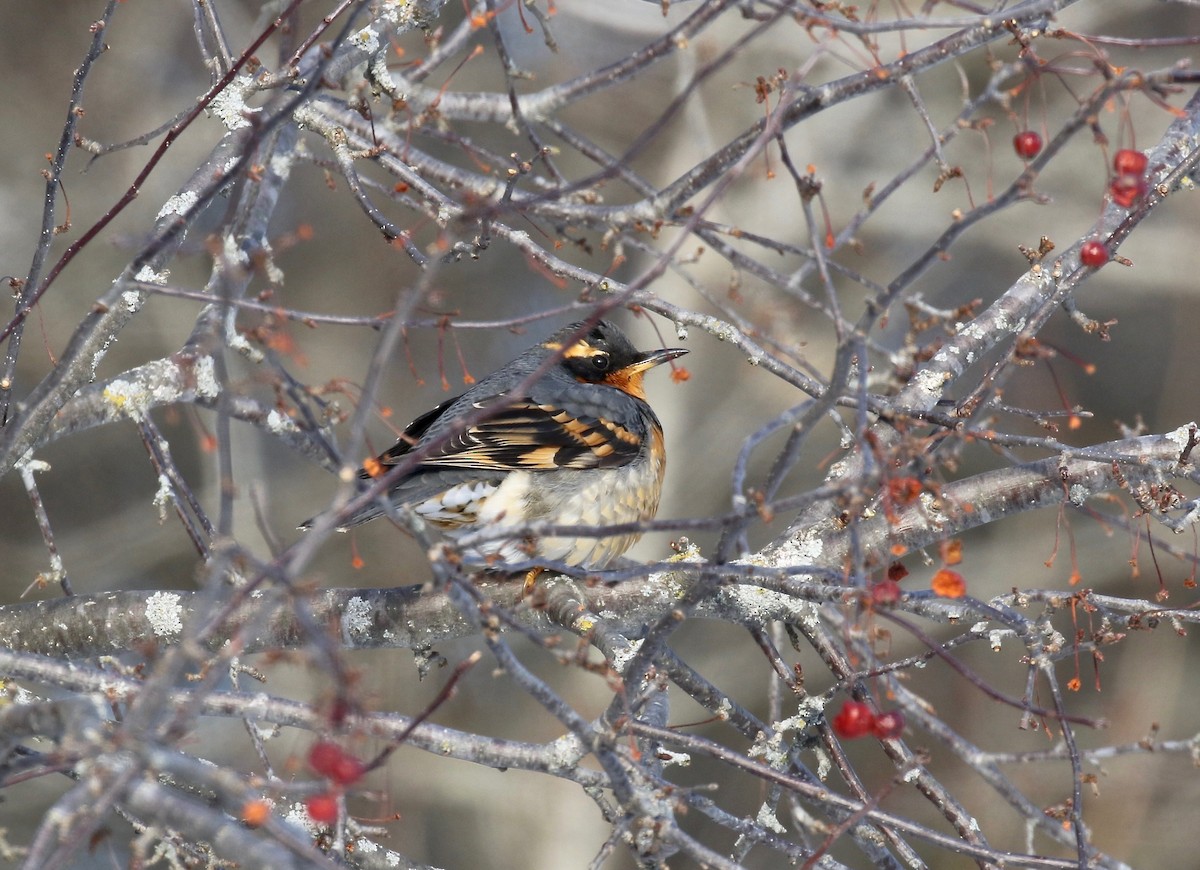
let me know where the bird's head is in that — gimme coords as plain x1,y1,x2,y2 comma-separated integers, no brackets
543,320,687,398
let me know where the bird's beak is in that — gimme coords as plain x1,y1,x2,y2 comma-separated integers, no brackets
630,347,688,372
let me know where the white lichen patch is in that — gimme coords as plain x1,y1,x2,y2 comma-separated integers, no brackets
342,596,372,637
268,152,293,182
716,697,733,720
193,355,220,399
764,530,823,568
657,749,691,768
262,246,285,285
209,75,257,131
145,591,184,637
545,733,587,771
719,583,808,627
710,322,737,342
282,801,320,835
349,25,380,54
266,410,298,434
90,335,117,379
221,233,249,269
225,329,259,360
608,637,643,674
121,291,143,315
133,265,169,288
756,804,787,834
103,376,177,422
814,745,831,780
152,473,174,523
748,729,786,766
1166,423,1198,451
101,380,138,413
913,367,950,395
377,0,414,26
157,191,198,221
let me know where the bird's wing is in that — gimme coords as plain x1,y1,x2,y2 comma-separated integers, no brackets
360,396,458,478
369,398,642,475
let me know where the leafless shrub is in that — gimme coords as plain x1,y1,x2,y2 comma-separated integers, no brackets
3,2,1200,868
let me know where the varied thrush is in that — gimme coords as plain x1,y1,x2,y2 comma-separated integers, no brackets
318,320,687,579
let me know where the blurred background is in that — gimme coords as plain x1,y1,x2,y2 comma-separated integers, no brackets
2,1,1199,867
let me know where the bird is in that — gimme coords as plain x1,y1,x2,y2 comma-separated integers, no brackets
312,319,688,582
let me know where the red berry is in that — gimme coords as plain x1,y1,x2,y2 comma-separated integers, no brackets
1013,131,1042,159
871,579,902,606
1080,241,1109,268
832,700,875,739
872,710,906,739
308,740,366,786
1109,173,1148,208
331,754,365,785
308,741,341,776
1112,148,1147,176
305,792,339,825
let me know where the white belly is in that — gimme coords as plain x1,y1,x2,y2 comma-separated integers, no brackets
418,439,665,570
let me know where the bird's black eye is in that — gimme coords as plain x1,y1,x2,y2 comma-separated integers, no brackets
590,352,611,372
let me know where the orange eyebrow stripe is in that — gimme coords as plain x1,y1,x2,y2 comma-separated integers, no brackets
542,339,595,359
